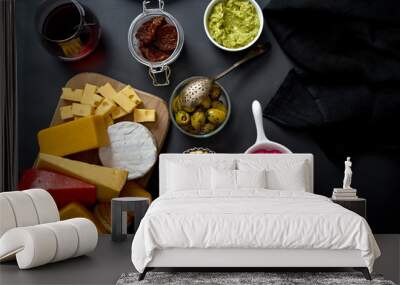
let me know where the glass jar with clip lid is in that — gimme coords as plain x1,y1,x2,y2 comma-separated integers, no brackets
128,0,184,86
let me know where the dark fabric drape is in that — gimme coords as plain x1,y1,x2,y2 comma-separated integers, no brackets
0,0,18,192
263,0,400,155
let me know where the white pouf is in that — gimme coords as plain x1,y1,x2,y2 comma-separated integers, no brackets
0,196,17,237
1,191,39,227
23,188,59,224
0,218,98,269
0,189,59,238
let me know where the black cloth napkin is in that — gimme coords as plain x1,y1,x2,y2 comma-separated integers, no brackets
263,0,400,155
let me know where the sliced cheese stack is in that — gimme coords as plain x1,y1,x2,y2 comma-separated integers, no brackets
59,83,156,124
38,115,109,156
37,153,128,202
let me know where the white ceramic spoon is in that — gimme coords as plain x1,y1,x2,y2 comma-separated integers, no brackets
245,100,292,154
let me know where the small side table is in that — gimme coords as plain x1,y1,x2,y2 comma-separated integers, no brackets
111,197,149,242
331,198,367,219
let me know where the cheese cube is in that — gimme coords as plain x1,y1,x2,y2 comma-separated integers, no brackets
112,92,136,113
37,153,128,202
81,83,103,107
97,83,117,101
37,115,110,156
61,88,83,102
104,115,114,126
60,105,74,120
72,103,94,117
111,106,128,119
120,85,143,107
94,98,116,116
133,109,156,123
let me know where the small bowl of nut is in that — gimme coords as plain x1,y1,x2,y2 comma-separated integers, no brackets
169,76,231,138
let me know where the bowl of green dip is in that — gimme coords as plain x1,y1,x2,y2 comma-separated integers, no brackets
204,0,263,51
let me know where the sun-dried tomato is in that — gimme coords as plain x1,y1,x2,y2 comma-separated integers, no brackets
139,45,170,62
135,16,166,45
135,16,178,62
154,24,177,52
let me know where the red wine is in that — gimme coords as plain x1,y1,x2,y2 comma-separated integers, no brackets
39,1,100,61
42,3,81,41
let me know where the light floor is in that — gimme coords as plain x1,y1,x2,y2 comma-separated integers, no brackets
0,235,398,285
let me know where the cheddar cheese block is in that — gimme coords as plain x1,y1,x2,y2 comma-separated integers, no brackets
93,203,112,233
120,181,152,202
37,153,128,202
134,109,156,123
38,115,109,156
59,202,107,233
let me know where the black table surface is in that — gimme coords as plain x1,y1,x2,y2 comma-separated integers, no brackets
16,0,398,233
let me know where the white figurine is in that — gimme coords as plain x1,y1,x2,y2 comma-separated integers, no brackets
343,157,353,189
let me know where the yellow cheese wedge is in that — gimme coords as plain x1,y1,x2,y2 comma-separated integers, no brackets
60,105,74,120
37,115,109,156
93,203,112,233
111,106,128,119
37,153,128,202
61,88,83,102
81,83,103,107
59,202,107,234
134,109,156,123
72,103,94,117
95,98,116,116
120,181,152,202
97,83,117,101
120,85,143,107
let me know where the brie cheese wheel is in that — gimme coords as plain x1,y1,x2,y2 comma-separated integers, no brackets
99,122,157,180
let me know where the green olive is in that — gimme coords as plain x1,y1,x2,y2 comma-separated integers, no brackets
182,125,197,134
211,100,226,112
210,85,221,100
206,108,226,124
183,105,196,113
175,111,190,126
200,96,212,109
200,122,216,134
191,111,206,130
172,96,182,113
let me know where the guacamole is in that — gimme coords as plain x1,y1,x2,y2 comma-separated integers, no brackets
207,0,260,49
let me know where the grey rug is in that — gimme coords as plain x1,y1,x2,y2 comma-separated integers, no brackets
116,272,396,285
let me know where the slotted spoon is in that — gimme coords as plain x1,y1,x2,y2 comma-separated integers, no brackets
179,42,271,108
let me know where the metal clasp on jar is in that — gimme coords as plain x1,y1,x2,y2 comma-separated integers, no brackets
148,65,171,87
143,0,164,13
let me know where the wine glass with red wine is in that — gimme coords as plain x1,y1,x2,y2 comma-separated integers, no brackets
36,0,101,61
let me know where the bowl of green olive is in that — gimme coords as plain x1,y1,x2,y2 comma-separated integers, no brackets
169,76,231,138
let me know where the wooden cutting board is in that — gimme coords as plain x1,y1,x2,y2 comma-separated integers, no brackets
39,72,170,188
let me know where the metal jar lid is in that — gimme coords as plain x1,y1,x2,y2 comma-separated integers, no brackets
128,0,184,86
